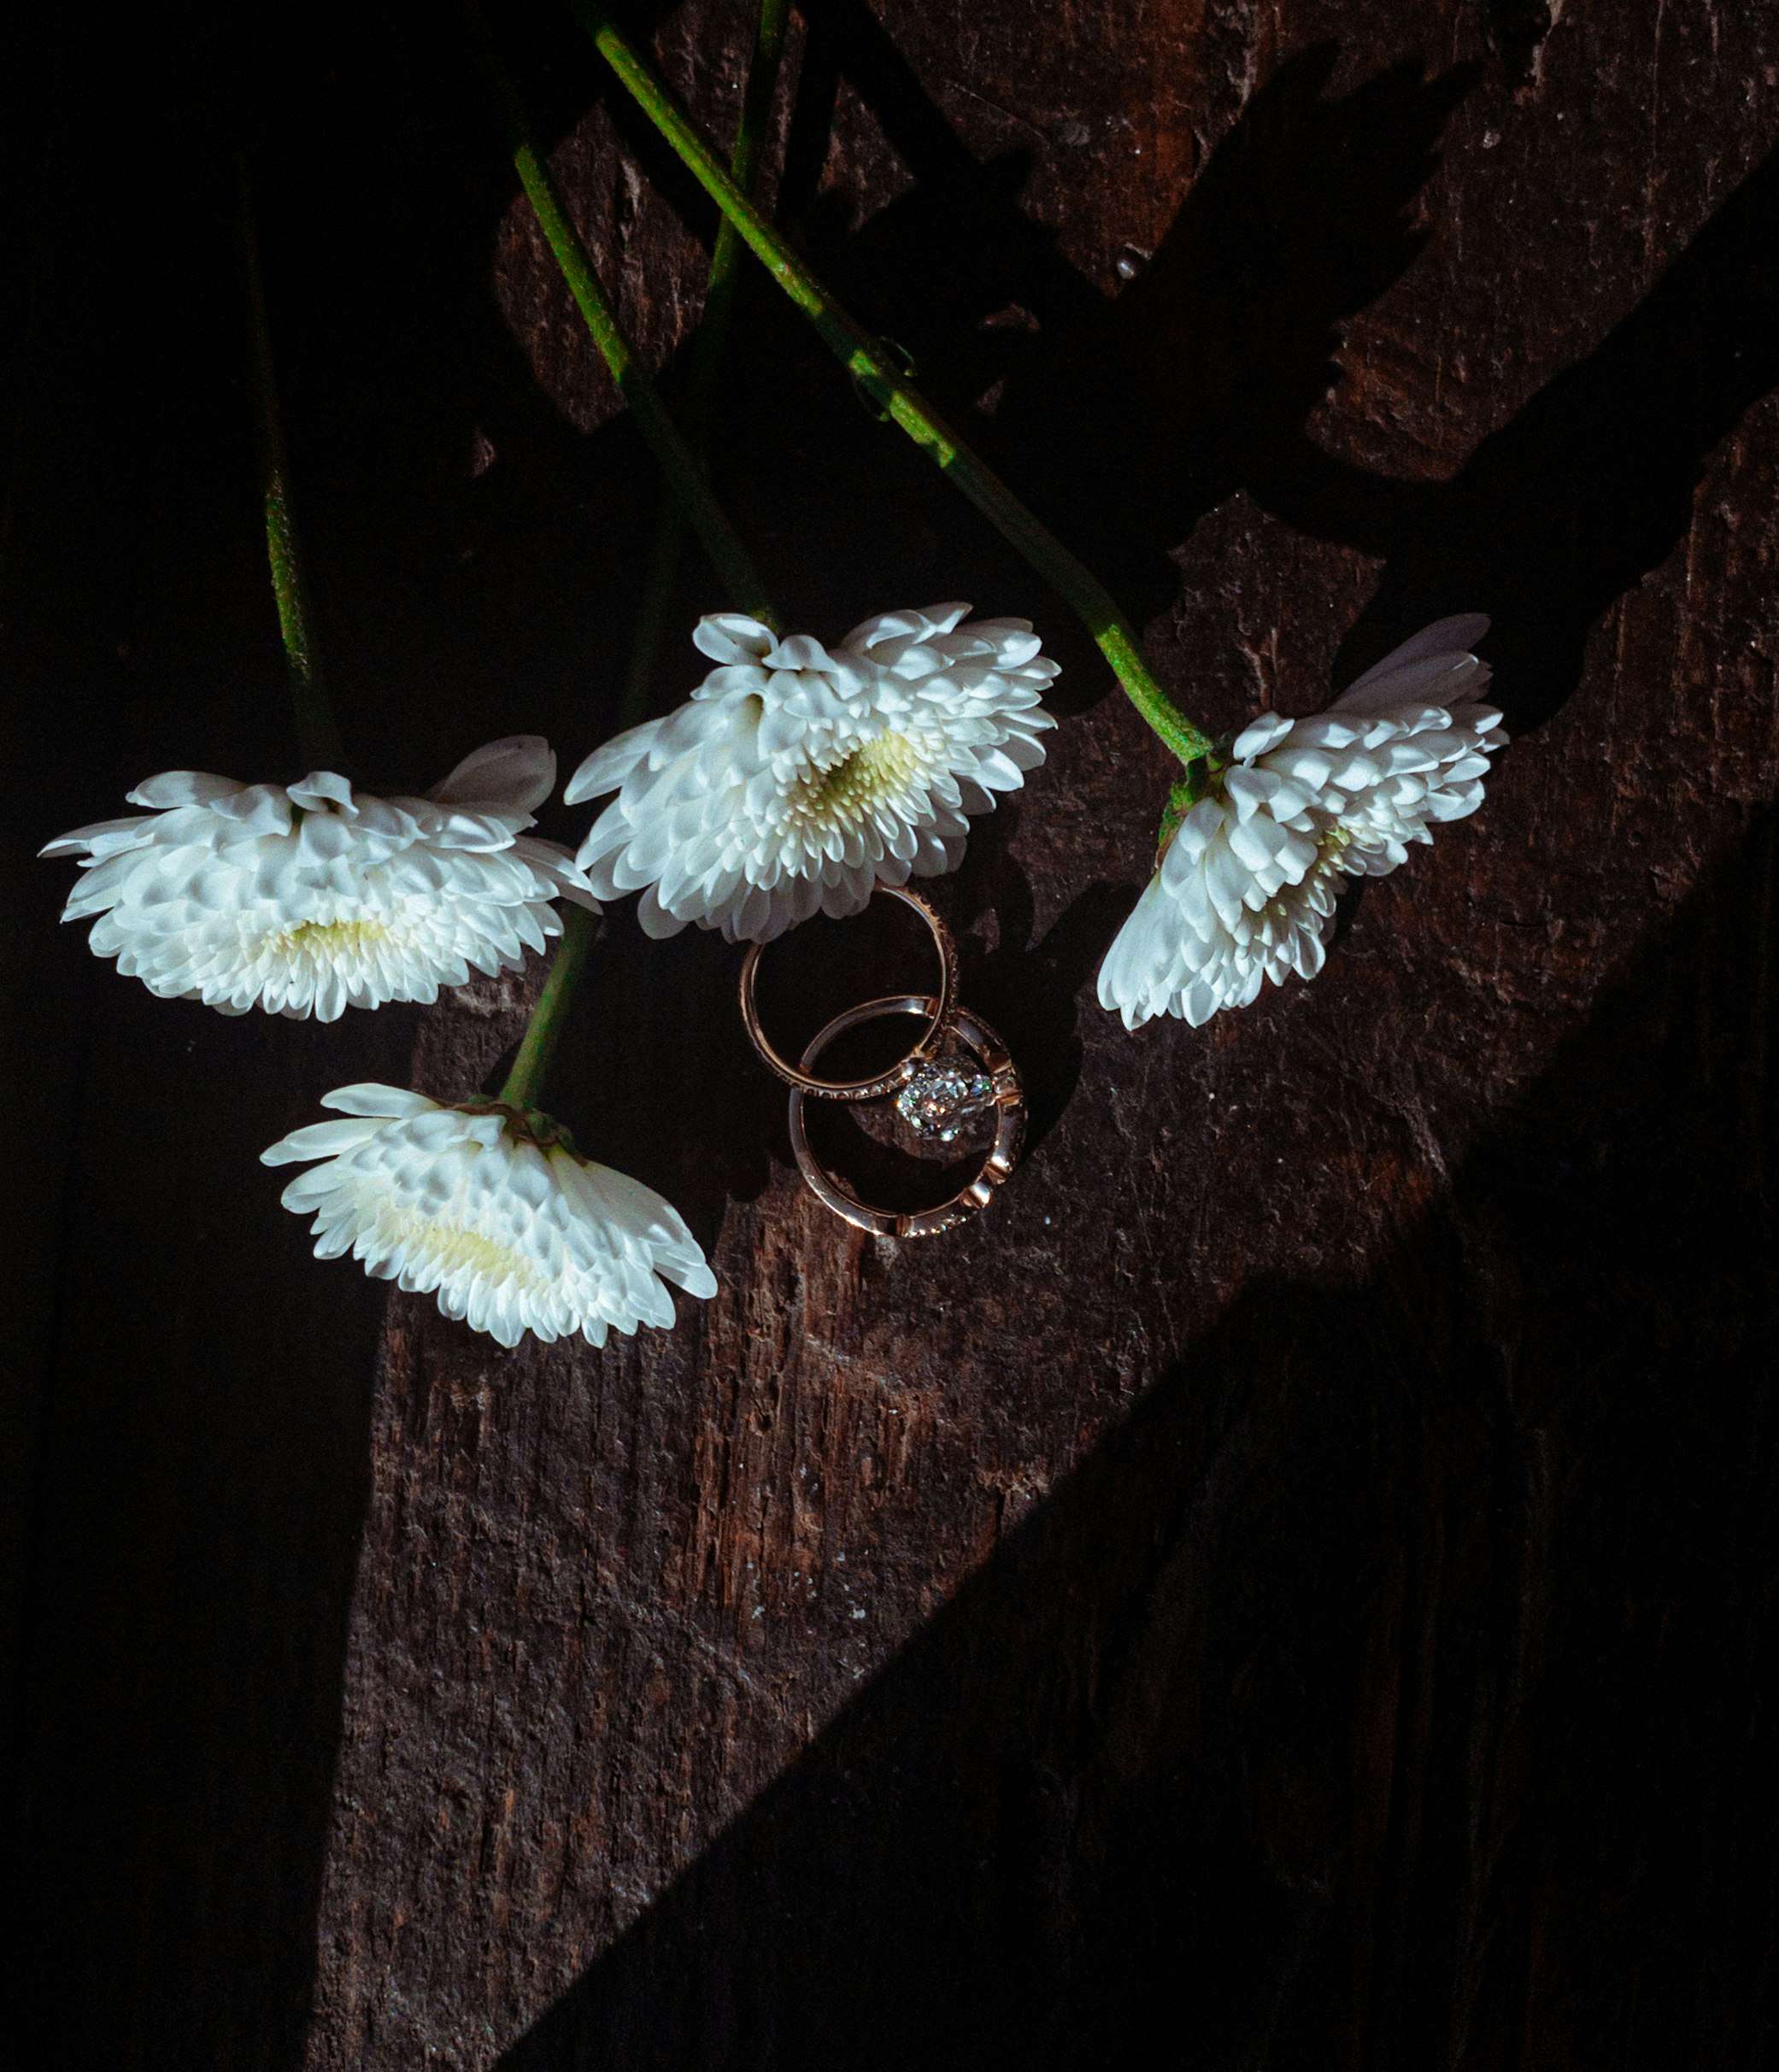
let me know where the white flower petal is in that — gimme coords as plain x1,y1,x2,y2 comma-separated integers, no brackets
571,606,1058,942
126,772,245,809
427,735,557,813
260,1115,388,1165
42,743,596,1018
38,816,153,861
1339,614,1490,699
264,1093,715,1348
1230,712,1294,760
563,720,664,806
1098,617,1503,1028
321,1083,440,1118
692,613,778,665
288,771,356,812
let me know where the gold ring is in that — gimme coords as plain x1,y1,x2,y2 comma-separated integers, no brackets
738,882,959,1101
787,994,1025,1237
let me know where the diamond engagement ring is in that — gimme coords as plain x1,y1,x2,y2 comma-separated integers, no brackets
788,995,1025,1236
737,883,1026,1234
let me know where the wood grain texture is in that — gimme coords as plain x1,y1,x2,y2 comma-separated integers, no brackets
4,1,1778,2066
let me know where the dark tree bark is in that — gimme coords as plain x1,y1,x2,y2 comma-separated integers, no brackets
4,1,1778,2067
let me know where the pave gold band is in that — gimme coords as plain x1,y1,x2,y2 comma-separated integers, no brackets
738,882,959,1100
788,994,1025,1238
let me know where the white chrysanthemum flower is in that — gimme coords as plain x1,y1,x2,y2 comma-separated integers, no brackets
42,737,596,1020
1098,615,1506,1029
565,605,1058,942
262,1083,717,1347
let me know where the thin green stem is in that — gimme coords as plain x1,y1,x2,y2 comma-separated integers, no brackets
686,0,790,449
621,505,688,721
467,1,777,631
498,901,596,1108
571,3,1212,767
622,0,790,723
238,160,346,774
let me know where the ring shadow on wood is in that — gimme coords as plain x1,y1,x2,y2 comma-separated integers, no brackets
498,806,1779,2072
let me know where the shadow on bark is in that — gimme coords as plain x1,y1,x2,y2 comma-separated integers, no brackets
499,803,1779,2072
1319,138,1779,730
758,3,1779,750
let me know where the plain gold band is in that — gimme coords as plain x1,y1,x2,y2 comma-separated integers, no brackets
737,881,960,1100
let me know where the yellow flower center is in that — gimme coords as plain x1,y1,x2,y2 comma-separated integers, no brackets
264,918,395,959
795,731,925,823
383,1211,552,1296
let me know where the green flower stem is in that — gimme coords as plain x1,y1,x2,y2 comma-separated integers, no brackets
238,161,346,775
467,2,777,633
687,0,791,447
572,3,1213,767
621,508,690,723
622,0,790,724
498,901,597,1108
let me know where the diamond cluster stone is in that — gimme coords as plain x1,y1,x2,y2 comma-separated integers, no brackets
895,1058,996,1142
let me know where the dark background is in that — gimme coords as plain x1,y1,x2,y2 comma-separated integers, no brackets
3,0,1777,2065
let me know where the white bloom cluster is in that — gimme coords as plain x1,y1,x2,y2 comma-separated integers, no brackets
1098,616,1504,1029
566,605,1057,942
43,737,595,1020
262,1083,716,1347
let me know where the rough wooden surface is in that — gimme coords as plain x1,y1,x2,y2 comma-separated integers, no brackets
5,0,1779,2065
